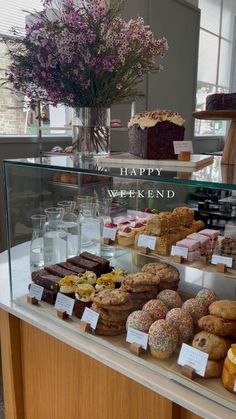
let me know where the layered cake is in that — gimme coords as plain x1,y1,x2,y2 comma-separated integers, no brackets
128,109,185,160
206,93,236,111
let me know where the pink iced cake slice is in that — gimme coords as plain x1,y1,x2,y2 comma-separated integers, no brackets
187,233,210,246
198,229,221,239
176,238,200,251
186,250,201,262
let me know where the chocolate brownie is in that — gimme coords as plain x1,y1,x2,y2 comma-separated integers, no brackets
80,252,109,272
206,93,236,111
29,283,57,304
67,256,100,273
45,265,76,277
31,269,48,281
34,274,60,292
58,262,85,275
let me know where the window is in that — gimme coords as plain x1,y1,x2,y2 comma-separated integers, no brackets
195,0,236,137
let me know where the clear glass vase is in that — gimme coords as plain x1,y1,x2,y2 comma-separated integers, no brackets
43,207,68,266
30,215,46,271
72,107,111,160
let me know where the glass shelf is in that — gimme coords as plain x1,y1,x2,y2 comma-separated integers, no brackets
4,155,236,190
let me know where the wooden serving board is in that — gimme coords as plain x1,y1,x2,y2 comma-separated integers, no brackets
97,153,214,171
16,295,236,413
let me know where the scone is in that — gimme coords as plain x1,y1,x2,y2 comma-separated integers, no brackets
209,300,236,320
222,344,236,393
198,315,236,338
192,331,231,360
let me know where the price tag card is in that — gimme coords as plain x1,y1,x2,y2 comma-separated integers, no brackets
81,307,99,330
126,327,148,350
138,235,156,250
211,255,233,268
174,141,193,155
29,283,44,301
171,245,188,259
178,343,208,377
54,293,75,316
103,227,117,241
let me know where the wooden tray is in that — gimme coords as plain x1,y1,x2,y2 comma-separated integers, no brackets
97,153,214,171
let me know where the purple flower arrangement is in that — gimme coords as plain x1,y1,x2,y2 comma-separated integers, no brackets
6,0,168,109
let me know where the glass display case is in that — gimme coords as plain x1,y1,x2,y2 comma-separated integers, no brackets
3,155,236,413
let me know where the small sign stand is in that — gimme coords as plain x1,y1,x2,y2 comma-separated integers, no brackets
27,295,39,306
182,365,197,380
173,255,183,264
130,343,145,357
57,309,69,320
178,151,191,162
79,321,92,334
138,246,151,255
216,263,227,273
103,238,113,245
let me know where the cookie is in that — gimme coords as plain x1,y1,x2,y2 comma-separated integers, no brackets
158,266,180,283
142,299,168,321
192,331,231,360
121,284,158,293
198,315,236,338
128,290,158,300
91,303,132,321
92,289,131,307
95,325,126,336
204,360,223,379
142,262,168,275
97,318,126,328
209,300,236,320
158,280,180,291
122,272,160,286
157,290,182,310
196,289,218,308
166,308,193,343
126,310,153,332
149,319,179,359
182,298,208,324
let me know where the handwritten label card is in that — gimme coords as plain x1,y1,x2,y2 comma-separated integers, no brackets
103,227,117,241
54,293,75,316
171,246,188,259
211,255,233,268
138,235,156,250
126,327,148,350
178,343,208,377
81,307,99,330
29,283,44,301
174,141,193,155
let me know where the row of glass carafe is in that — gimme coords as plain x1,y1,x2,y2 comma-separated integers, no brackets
30,198,112,270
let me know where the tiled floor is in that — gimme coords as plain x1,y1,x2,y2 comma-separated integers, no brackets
0,362,4,419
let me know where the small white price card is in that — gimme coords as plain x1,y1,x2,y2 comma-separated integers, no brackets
178,343,208,377
171,245,188,259
103,227,117,241
211,255,233,268
234,379,236,393
174,141,193,155
29,283,44,301
81,307,99,330
126,327,148,350
54,293,75,316
138,235,156,250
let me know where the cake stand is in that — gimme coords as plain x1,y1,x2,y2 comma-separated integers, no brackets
192,110,236,165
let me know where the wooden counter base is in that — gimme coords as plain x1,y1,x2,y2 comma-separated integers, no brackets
0,310,201,419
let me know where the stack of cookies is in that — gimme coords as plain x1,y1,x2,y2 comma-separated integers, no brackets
191,300,236,379
120,271,161,309
141,262,180,291
91,289,134,336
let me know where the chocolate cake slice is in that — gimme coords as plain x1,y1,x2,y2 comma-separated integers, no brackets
31,269,48,281
33,274,61,292
128,109,185,160
67,256,100,273
206,93,236,111
80,252,109,272
58,262,85,275
45,265,76,278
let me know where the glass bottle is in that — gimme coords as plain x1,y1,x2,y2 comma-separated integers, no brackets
79,203,102,255
57,201,79,258
43,207,67,266
30,215,46,271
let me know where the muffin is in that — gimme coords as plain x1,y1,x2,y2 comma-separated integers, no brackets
222,344,236,393
148,319,179,359
74,283,95,318
58,275,80,298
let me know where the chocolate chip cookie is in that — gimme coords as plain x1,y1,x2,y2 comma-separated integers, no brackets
198,315,236,338
209,300,236,320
